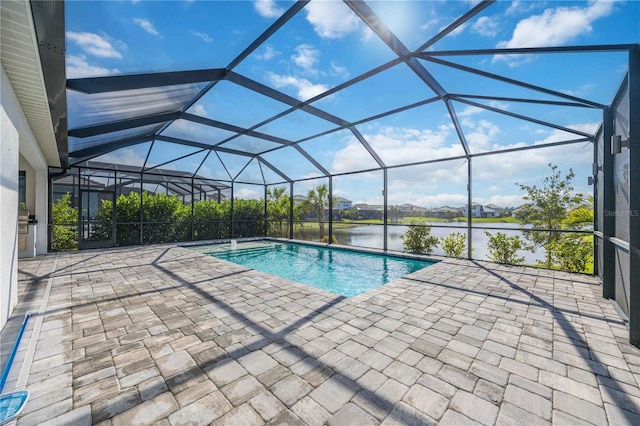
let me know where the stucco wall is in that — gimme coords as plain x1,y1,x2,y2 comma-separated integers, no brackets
0,64,49,331
1,65,21,330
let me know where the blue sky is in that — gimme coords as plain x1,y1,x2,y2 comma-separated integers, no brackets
66,0,638,207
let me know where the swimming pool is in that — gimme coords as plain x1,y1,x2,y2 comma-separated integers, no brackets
193,241,435,297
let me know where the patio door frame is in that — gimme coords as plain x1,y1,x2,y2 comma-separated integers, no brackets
78,189,115,249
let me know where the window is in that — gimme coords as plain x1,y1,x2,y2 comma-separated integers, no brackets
18,171,26,210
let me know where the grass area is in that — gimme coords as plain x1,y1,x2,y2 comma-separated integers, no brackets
349,216,521,225
470,217,520,223
293,221,375,230
293,216,520,229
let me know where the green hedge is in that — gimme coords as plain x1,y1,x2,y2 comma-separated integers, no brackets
94,192,265,245
50,193,78,251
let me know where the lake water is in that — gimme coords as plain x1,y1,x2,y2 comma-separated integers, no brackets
295,222,544,263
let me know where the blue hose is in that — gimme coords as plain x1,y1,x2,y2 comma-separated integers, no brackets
0,312,31,393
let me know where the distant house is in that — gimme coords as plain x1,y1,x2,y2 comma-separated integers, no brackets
334,197,352,211
354,203,383,220
398,203,415,213
294,195,351,210
396,203,428,217
464,203,502,218
465,203,484,218
296,195,353,220
482,206,500,218
433,206,463,218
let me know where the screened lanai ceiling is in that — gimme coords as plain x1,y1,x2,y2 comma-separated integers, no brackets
65,0,638,187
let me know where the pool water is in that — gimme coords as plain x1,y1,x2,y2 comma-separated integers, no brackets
195,241,435,297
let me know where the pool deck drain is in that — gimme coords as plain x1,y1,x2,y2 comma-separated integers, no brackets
4,244,640,425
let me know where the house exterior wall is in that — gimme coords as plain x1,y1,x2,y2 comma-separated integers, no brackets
464,204,483,218
0,64,49,330
335,200,352,210
1,64,22,330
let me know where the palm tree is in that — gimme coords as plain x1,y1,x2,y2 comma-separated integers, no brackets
548,194,594,273
303,184,330,240
563,195,594,229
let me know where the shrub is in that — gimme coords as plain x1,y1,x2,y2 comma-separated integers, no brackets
232,198,265,238
193,199,229,240
485,231,526,265
87,192,267,246
546,235,593,273
441,232,466,258
319,234,337,243
51,193,78,251
402,225,438,254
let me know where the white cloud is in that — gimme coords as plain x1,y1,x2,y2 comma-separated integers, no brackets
495,1,615,67
192,104,208,117
457,102,509,119
305,0,362,39
420,17,442,31
463,119,502,152
533,122,599,144
330,139,379,173
254,0,284,18
98,146,149,167
133,18,160,37
498,1,614,49
330,62,350,79
66,32,123,58
504,0,540,16
292,44,320,75
446,23,468,37
457,105,484,118
330,125,464,175
560,83,596,98
66,54,120,78
471,16,499,37
389,192,469,209
235,188,263,200
256,44,280,61
473,141,592,184
192,31,212,43
328,118,594,209
265,72,328,100
467,121,595,195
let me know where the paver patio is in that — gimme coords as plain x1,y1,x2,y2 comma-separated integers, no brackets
2,242,640,425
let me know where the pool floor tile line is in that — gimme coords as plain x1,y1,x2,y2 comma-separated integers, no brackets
4,244,640,425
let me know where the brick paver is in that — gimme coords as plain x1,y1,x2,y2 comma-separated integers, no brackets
2,243,639,424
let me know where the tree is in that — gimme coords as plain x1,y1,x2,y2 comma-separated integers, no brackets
340,208,358,221
515,163,583,268
302,184,330,240
389,206,402,223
